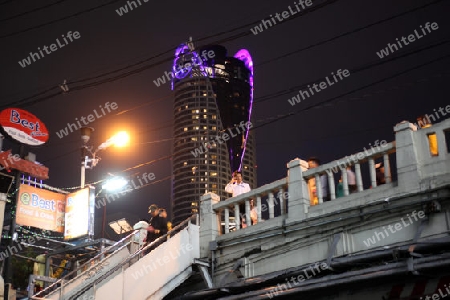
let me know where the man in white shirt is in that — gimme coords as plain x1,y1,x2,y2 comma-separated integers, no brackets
225,171,252,227
225,171,251,197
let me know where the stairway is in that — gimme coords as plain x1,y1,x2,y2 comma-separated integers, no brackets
32,221,200,300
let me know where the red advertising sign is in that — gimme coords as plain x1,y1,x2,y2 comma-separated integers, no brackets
0,108,49,146
16,185,66,233
0,150,49,180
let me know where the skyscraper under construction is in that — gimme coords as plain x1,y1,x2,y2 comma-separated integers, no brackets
171,41,256,225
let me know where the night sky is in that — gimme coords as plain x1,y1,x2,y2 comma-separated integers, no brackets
0,0,449,237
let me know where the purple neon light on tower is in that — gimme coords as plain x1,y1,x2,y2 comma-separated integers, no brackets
171,43,207,90
171,42,257,225
234,49,254,172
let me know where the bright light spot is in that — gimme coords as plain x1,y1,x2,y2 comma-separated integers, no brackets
102,177,128,191
112,131,129,147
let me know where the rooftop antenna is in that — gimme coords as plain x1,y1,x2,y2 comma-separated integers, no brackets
59,80,69,92
187,36,195,51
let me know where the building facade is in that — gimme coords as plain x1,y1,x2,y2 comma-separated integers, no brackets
171,43,256,225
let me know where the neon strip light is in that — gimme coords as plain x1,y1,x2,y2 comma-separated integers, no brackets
234,49,254,172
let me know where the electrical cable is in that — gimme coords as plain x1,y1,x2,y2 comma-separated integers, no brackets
6,0,444,111
0,0,122,39
0,0,347,107
251,52,450,131
257,0,445,67
255,38,450,103
38,67,450,166
0,0,73,23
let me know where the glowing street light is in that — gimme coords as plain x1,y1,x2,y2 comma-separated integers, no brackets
102,176,128,192
111,131,129,148
97,131,130,151
101,176,129,238
80,128,129,188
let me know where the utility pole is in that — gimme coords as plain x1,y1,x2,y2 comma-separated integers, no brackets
3,144,25,296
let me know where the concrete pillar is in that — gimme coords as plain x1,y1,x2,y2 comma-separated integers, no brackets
286,158,309,224
199,193,220,258
394,121,422,192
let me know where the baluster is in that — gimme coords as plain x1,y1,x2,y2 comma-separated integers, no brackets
245,199,251,227
326,170,335,200
268,192,275,219
279,189,286,215
341,167,349,196
315,174,323,204
234,204,240,230
257,196,262,223
355,163,363,192
383,154,392,183
369,158,376,188
224,208,230,233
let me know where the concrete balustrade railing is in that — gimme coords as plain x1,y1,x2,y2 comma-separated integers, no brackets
212,178,288,233
301,141,396,204
199,119,450,258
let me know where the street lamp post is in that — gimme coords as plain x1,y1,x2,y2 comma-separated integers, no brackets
80,127,94,189
79,127,129,188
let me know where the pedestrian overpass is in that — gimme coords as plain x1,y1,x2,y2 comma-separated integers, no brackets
32,118,450,299
32,220,205,300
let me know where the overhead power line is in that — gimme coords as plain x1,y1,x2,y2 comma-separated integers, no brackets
257,0,445,67
0,0,73,23
0,0,341,107
256,39,450,103
2,0,444,111
0,0,122,39
251,53,450,131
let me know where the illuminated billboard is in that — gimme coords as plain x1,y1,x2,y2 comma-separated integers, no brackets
16,185,95,239
0,108,49,146
64,186,95,240
16,185,66,233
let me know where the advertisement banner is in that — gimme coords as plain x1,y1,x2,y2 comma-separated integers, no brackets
16,185,66,233
0,108,49,146
64,187,95,240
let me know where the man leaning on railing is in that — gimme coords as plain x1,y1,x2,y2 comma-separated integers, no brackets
225,170,253,227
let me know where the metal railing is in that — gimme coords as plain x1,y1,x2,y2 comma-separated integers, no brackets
32,215,197,300
32,230,140,299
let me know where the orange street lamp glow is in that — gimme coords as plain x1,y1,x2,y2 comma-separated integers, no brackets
112,131,129,147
